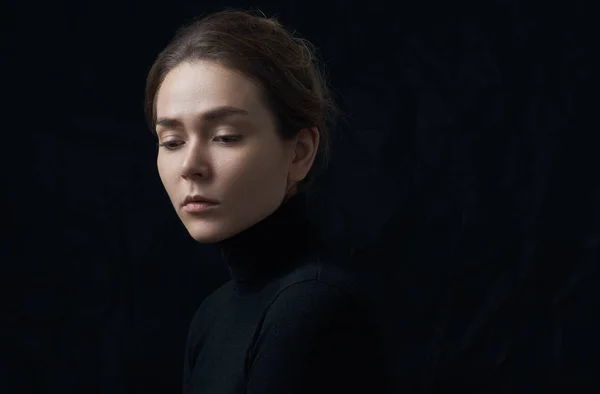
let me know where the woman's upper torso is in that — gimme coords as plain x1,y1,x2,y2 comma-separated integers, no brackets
182,193,389,394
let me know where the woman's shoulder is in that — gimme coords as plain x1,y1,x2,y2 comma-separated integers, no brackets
258,277,359,335
270,256,369,314
187,280,236,325
279,240,377,292
252,264,377,352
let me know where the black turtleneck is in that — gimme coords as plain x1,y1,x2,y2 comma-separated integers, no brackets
218,192,322,293
182,192,389,394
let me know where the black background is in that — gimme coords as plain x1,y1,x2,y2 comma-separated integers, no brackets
1,0,597,393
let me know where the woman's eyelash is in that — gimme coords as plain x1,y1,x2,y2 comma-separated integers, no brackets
157,141,180,150
215,135,243,143
157,135,243,150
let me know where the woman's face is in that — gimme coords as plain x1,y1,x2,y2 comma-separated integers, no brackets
155,60,317,243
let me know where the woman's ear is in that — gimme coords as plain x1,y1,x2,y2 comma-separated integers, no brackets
287,126,319,185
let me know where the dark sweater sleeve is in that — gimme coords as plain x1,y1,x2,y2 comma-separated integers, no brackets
245,280,387,394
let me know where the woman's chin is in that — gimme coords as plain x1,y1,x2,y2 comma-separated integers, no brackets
181,212,259,244
185,223,236,244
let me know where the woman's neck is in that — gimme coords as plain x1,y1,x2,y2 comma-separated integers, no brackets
216,192,321,293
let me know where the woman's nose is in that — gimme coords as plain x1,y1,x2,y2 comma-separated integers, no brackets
180,142,212,180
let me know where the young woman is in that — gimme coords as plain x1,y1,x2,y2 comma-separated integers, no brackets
145,9,388,394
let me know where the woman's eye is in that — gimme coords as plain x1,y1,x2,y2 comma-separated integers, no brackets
157,141,180,150
215,135,243,144
157,135,242,150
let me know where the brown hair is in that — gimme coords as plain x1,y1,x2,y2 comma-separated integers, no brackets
145,8,340,195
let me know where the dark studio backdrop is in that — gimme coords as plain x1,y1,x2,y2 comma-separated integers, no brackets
1,0,597,393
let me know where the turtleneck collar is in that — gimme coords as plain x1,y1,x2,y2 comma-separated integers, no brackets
217,192,322,293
